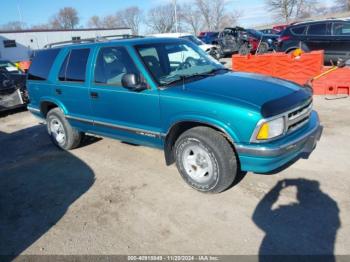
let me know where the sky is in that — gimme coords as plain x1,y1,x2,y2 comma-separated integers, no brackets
0,0,336,30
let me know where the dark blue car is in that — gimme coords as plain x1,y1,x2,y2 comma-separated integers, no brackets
198,32,219,45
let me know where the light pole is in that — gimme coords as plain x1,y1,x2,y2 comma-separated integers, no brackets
16,0,24,27
174,0,178,33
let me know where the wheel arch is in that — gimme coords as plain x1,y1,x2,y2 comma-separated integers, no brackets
40,97,67,117
163,120,238,166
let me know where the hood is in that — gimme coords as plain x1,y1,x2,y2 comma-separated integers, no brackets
182,71,311,117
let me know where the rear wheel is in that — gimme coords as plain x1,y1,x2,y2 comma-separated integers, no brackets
174,126,238,193
238,44,251,55
46,108,83,150
257,42,269,54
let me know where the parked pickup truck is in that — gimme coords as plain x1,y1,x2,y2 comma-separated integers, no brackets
27,36,322,193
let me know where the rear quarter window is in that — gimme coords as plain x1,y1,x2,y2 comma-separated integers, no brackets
333,22,350,35
28,49,61,81
291,25,307,35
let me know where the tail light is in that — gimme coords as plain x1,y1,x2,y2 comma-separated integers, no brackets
278,35,291,43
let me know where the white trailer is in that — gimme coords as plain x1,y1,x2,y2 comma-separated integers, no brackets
0,27,132,62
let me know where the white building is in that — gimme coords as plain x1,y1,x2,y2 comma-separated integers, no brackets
0,27,132,62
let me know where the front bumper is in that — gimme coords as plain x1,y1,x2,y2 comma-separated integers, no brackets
0,89,25,112
236,111,322,173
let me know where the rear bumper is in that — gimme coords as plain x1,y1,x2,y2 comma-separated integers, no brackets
236,111,322,173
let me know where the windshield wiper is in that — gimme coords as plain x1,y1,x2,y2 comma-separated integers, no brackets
162,75,193,86
162,68,231,87
206,68,231,74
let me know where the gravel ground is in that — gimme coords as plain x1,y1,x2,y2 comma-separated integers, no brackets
0,96,349,257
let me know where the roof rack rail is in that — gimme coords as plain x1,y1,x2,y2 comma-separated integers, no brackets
97,34,144,40
44,34,144,48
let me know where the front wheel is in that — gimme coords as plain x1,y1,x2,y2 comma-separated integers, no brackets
209,48,221,60
174,126,238,193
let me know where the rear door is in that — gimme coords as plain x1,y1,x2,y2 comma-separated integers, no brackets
305,22,332,59
331,21,350,62
52,48,93,130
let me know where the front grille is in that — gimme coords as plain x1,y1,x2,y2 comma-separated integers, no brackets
286,99,312,133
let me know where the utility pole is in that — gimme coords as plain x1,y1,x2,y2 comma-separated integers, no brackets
16,0,24,27
174,0,178,33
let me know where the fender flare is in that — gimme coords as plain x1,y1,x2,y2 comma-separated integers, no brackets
163,118,240,165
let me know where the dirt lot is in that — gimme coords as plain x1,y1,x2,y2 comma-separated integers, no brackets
0,96,349,257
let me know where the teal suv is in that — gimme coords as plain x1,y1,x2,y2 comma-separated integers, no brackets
27,36,322,193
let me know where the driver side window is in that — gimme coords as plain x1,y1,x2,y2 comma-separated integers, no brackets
94,46,140,86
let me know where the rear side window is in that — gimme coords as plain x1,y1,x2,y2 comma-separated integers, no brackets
291,26,306,35
28,49,61,81
59,48,90,82
333,22,350,35
308,23,327,35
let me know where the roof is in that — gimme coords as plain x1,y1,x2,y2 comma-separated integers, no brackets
44,36,188,49
151,32,192,38
291,18,350,26
0,27,131,34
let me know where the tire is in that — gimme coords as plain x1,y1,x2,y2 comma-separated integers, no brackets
209,48,220,60
257,42,269,54
46,108,83,150
174,126,238,193
238,44,250,55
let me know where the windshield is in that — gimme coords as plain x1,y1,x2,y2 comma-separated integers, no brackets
0,61,22,74
136,41,225,86
180,35,204,46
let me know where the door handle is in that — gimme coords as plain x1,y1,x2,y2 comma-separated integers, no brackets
90,92,99,99
55,88,62,95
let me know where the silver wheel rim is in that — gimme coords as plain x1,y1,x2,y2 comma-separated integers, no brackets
50,118,66,145
182,144,214,183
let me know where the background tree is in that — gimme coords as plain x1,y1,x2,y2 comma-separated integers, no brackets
194,0,240,31
101,15,121,28
336,0,350,10
181,3,203,35
195,0,212,30
50,7,79,29
0,21,26,31
116,6,142,34
30,24,51,30
146,4,175,33
87,15,102,28
266,0,318,23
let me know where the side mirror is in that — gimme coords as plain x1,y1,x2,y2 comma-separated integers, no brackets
121,73,147,92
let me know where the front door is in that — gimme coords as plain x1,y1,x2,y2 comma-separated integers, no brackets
89,46,162,147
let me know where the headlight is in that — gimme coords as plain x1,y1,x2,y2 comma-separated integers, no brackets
255,117,285,141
